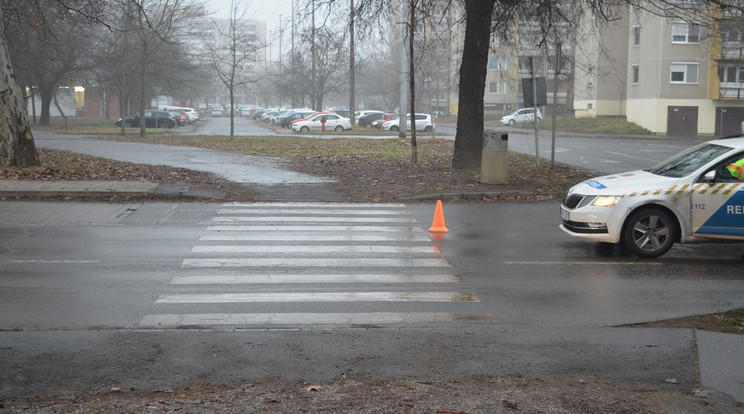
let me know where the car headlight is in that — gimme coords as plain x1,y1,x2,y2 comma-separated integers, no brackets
591,195,622,208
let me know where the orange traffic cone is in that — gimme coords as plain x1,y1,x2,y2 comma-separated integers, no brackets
429,200,449,233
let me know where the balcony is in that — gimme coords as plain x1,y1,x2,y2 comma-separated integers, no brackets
721,42,744,61
719,82,744,99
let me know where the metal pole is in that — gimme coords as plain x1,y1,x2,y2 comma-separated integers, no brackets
311,0,316,109
551,42,561,167
291,0,295,107
349,0,355,125
531,56,539,166
398,0,407,139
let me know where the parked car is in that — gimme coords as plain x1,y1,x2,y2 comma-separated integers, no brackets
354,110,384,125
380,113,437,132
370,113,397,129
358,111,392,128
291,113,352,132
279,110,316,128
500,108,542,126
372,112,398,129
261,110,280,123
116,110,177,129
333,110,351,118
560,135,744,257
162,106,199,123
166,110,187,127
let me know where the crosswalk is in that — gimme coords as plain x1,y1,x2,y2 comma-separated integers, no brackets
138,202,487,330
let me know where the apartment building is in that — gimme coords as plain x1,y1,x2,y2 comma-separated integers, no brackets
575,3,744,135
483,34,571,114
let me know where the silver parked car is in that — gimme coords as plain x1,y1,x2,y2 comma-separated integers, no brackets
500,108,542,126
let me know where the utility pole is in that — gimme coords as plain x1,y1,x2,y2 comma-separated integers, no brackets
551,42,561,167
530,56,539,166
349,0,355,125
291,0,295,107
409,0,417,164
398,0,407,139
311,0,317,109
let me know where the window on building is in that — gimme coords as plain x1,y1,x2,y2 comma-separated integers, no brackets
671,22,700,43
518,56,544,71
721,21,742,43
488,57,506,70
727,66,737,81
488,82,506,94
633,26,641,46
720,64,744,82
632,65,639,84
670,62,699,83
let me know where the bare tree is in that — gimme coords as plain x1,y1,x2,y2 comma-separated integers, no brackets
6,1,101,126
205,0,262,140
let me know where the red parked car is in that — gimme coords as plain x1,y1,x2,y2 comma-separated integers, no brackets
372,113,397,129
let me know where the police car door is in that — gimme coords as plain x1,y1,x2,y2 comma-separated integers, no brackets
691,154,744,239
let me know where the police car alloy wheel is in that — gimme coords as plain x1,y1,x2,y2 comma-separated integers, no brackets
621,206,678,258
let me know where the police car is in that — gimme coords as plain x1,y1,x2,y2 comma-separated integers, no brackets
560,136,744,257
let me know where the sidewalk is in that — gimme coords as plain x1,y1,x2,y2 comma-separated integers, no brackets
0,180,250,200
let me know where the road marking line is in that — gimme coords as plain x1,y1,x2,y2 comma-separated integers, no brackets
190,245,440,254
603,150,658,163
199,234,432,242
155,291,478,304
0,260,101,264
212,217,417,223
170,274,463,284
206,226,427,232
502,261,663,265
222,202,406,208
182,258,452,268
217,209,408,215
138,312,492,327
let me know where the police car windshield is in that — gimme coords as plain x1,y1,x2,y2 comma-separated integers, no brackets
647,143,731,178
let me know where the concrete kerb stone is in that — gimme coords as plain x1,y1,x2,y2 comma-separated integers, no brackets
0,180,161,199
401,190,548,202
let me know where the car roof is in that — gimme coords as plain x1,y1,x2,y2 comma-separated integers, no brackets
708,136,744,148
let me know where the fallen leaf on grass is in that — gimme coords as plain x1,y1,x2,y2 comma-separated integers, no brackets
693,388,715,398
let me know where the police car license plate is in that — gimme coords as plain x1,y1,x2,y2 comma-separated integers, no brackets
560,207,570,221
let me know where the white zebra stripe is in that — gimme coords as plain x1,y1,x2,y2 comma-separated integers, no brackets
138,312,489,327
169,274,462,284
206,226,426,232
155,291,478,304
218,209,407,215
212,217,417,223
182,258,452,268
221,202,406,208
199,234,431,242
190,245,439,254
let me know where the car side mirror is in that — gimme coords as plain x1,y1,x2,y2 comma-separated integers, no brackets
704,170,716,183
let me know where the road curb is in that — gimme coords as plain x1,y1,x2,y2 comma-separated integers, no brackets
401,190,554,202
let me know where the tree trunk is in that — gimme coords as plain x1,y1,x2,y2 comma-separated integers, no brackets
452,0,496,170
0,14,39,167
39,87,53,126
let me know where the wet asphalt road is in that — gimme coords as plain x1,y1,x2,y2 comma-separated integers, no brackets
2,120,743,402
1,201,743,401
